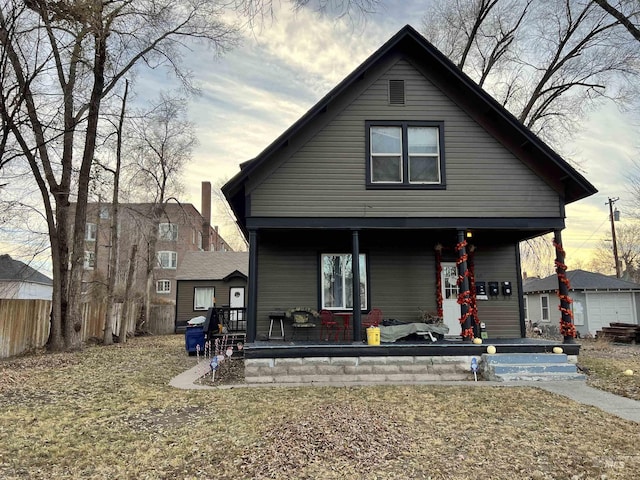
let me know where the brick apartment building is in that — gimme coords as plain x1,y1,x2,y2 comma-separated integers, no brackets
73,182,232,303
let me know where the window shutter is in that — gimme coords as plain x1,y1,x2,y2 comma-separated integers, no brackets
388,80,405,105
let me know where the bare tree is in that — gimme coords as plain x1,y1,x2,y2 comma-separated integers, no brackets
422,0,640,144
0,0,238,351
589,223,640,281
125,93,197,330
593,0,640,42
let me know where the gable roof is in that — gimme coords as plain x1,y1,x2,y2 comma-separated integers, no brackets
176,251,249,281
223,24,597,229
523,269,640,293
0,255,53,285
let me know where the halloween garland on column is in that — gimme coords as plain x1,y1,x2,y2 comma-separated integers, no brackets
553,239,577,338
455,240,474,339
435,244,443,318
467,244,480,330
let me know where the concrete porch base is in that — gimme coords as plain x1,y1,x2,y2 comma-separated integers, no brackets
245,355,475,384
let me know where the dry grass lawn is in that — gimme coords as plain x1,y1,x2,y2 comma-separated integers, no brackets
1,335,639,479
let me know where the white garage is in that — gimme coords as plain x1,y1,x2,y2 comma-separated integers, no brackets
524,269,640,338
585,291,636,335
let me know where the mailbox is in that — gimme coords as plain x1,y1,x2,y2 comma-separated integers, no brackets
502,281,512,296
488,282,499,297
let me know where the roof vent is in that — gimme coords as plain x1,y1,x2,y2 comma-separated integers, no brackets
388,79,405,105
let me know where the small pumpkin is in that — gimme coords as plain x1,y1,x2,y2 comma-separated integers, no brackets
472,338,482,345
553,347,564,354
623,369,634,376
486,345,496,354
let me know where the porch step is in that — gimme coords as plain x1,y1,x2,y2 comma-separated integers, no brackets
480,353,586,382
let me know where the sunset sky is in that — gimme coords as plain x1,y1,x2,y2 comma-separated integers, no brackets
137,1,637,269
8,1,636,276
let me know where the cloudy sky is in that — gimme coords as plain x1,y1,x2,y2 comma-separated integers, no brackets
138,0,637,267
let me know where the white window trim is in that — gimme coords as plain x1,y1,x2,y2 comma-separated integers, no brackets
158,223,178,241
540,294,550,322
157,251,177,269
321,253,367,310
86,223,97,241
156,280,171,294
367,121,444,188
194,286,215,311
84,251,95,270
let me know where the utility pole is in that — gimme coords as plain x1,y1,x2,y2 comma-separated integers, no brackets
607,197,621,278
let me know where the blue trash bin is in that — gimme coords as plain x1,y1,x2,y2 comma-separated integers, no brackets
185,326,205,355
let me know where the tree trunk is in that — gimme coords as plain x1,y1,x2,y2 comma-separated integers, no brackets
103,80,129,345
119,244,137,343
66,7,109,350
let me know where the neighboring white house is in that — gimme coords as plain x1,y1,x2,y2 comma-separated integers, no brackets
0,255,53,300
523,269,640,337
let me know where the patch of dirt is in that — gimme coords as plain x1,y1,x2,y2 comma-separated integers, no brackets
197,357,245,386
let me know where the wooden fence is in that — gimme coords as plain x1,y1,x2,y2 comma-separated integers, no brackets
0,299,175,358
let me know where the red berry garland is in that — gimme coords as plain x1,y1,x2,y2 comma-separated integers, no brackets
553,239,577,338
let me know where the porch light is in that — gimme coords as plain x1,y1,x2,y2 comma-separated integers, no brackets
466,231,473,238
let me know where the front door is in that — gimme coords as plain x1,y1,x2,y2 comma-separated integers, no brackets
441,263,461,336
229,287,245,323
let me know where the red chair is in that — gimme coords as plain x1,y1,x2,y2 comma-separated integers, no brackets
319,309,340,341
362,308,383,329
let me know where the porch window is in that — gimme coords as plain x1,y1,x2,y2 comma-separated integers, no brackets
541,295,550,322
194,287,215,311
366,121,445,188
321,253,367,310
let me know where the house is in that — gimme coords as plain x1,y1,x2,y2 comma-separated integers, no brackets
72,182,233,304
174,251,249,332
0,254,53,300
222,25,597,370
524,270,640,337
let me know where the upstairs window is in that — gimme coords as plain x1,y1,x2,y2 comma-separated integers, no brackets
159,223,178,241
84,251,95,270
157,251,177,269
86,223,97,241
99,205,110,219
366,121,445,189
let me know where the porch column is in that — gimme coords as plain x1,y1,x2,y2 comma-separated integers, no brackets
351,229,362,342
554,230,576,344
247,229,258,343
456,230,473,339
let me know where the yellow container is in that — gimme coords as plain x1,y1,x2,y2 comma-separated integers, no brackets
366,326,380,345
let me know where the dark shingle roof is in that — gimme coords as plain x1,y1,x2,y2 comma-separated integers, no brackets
176,251,248,281
523,269,640,293
0,255,53,285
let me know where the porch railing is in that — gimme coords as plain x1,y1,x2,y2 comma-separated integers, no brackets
217,306,247,333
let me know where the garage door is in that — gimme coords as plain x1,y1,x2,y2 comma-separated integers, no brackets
586,292,636,335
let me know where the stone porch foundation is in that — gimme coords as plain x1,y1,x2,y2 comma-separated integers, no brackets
244,355,475,384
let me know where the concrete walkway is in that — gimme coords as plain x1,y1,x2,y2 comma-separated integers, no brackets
170,360,640,423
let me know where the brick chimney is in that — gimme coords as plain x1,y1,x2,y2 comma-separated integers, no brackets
201,181,211,251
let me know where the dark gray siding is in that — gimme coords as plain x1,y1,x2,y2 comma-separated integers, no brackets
473,244,522,338
248,57,561,219
255,231,522,339
176,279,247,328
